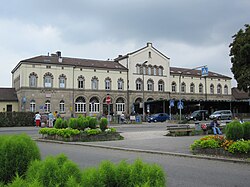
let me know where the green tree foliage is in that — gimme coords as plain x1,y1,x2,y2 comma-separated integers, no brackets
229,24,250,92
225,121,244,141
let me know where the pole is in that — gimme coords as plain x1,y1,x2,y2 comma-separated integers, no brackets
179,74,182,122
142,61,147,122
205,76,207,101
108,103,110,126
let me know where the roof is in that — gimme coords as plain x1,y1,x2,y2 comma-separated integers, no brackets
114,42,170,61
0,88,18,102
232,87,250,100
12,54,127,73
170,67,232,79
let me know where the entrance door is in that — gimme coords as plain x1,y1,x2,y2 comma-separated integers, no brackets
7,105,12,112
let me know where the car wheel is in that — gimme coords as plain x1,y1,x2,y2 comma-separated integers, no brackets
194,118,196,121
154,119,157,122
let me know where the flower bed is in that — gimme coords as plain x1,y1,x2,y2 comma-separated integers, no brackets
39,128,123,142
190,135,250,159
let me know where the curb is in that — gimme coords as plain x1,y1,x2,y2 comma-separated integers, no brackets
35,138,250,165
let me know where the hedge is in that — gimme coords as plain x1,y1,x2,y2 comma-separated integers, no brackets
0,112,35,127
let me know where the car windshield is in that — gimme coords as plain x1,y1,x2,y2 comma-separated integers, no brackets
213,111,221,114
151,114,159,117
191,111,199,116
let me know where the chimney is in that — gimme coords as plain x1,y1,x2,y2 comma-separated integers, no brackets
56,51,61,57
147,42,152,47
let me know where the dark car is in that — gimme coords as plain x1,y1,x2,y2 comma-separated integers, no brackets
147,113,170,122
185,110,209,121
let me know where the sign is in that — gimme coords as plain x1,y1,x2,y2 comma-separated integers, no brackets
169,99,174,107
201,67,208,77
177,101,184,110
106,95,111,104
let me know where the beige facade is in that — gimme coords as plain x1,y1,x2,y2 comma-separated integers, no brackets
0,102,18,112
11,43,232,117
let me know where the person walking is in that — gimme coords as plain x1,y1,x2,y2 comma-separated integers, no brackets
48,112,54,128
35,112,41,127
209,118,222,135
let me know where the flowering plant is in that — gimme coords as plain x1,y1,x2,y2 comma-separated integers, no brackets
201,124,207,130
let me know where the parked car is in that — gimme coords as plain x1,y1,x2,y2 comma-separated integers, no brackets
147,113,170,122
209,110,232,120
185,110,209,121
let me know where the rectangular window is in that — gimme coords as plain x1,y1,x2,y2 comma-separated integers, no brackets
116,103,125,112
92,80,98,90
30,103,36,112
158,84,163,91
78,80,84,89
89,103,100,113
136,82,141,91
148,83,153,91
59,103,65,112
45,77,52,88
118,81,123,90
105,80,110,90
75,103,86,113
59,78,65,88
45,103,51,113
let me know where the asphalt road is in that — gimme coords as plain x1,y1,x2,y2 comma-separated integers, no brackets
1,124,250,187
37,141,250,187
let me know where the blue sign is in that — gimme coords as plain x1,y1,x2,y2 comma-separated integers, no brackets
201,67,208,77
169,99,174,107
177,101,184,110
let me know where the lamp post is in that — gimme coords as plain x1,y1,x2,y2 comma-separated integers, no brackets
142,61,148,121
178,65,207,122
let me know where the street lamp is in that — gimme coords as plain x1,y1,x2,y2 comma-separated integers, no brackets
178,65,207,122
142,61,148,121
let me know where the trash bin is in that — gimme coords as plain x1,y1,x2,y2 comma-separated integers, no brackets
135,115,141,123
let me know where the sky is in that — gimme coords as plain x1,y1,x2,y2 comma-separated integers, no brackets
0,0,249,87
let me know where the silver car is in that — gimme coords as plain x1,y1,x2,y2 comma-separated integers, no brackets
209,110,232,120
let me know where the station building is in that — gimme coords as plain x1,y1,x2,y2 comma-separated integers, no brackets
9,42,248,118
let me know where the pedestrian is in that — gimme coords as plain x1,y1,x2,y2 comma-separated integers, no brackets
53,111,61,125
48,111,54,128
35,112,41,127
209,118,222,135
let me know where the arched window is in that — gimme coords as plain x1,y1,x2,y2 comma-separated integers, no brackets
181,82,186,93
136,64,140,74
158,80,164,92
75,96,86,113
29,72,38,87
147,79,154,91
210,84,214,94
148,65,152,75
59,100,65,113
136,78,142,91
105,77,111,90
158,66,163,76
45,100,51,113
199,83,203,94
59,74,66,88
224,85,228,95
30,100,36,112
116,97,125,113
91,76,98,90
44,72,53,88
89,97,100,113
190,83,195,93
78,75,85,89
172,82,176,92
217,84,222,94
153,66,157,75
117,78,124,90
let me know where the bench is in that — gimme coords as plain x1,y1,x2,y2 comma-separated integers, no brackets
166,124,194,136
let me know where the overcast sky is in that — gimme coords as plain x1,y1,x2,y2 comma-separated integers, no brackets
1,0,249,87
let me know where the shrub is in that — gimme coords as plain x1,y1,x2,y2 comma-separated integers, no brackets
225,121,244,141
98,160,117,187
26,154,82,187
77,115,85,130
0,134,41,184
62,119,68,128
89,117,97,129
99,117,108,131
81,167,103,187
228,140,250,154
243,122,250,140
54,118,63,129
190,137,220,150
68,118,78,129
0,112,35,127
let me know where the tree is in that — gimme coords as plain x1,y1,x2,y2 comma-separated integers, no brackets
229,24,250,92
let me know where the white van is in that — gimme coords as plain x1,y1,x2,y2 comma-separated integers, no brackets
209,110,232,120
